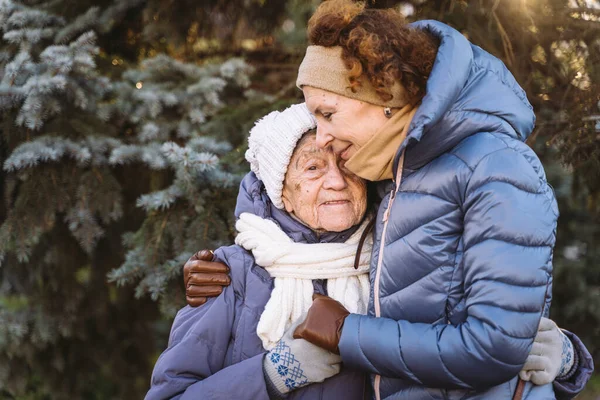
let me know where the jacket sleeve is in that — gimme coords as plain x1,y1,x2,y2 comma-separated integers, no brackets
145,250,270,400
554,330,594,400
339,147,559,390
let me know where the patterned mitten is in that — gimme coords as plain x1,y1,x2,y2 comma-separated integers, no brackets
557,330,576,379
263,318,341,395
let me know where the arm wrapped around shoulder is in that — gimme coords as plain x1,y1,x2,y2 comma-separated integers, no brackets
184,249,231,307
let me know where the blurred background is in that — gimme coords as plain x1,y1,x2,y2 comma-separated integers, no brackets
0,0,598,398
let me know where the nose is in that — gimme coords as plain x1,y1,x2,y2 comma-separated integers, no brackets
323,162,348,191
315,124,334,149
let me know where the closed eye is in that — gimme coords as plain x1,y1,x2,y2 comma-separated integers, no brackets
322,112,332,121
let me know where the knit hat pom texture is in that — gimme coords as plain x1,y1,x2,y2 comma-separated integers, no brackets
245,103,317,209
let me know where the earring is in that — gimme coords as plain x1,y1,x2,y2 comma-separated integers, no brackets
384,107,392,118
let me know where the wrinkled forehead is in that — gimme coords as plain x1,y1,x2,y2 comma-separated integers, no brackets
291,132,333,164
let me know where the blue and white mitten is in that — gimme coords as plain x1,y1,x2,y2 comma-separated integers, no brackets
557,329,577,380
519,317,576,385
263,318,341,396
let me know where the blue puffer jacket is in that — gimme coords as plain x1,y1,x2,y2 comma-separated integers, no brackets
338,20,593,400
146,173,369,400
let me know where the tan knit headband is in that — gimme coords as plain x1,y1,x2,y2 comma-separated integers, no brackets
296,45,407,107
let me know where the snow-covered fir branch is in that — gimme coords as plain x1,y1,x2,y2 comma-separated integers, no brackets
109,143,168,169
161,141,219,172
3,135,92,171
136,185,183,212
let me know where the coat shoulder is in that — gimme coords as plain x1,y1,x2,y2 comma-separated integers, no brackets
166,245,253,346
214,244,263,298
449,132,549,187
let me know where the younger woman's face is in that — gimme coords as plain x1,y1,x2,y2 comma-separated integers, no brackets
303,86,390,160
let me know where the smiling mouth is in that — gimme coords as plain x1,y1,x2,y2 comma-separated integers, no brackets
340,146,353,160
321,200,350,206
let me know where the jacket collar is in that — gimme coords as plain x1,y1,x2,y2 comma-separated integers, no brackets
392,20,536,177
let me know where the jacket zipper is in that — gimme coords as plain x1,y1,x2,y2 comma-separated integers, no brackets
373,152,405,400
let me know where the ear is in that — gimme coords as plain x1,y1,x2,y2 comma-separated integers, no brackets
281,190,294,213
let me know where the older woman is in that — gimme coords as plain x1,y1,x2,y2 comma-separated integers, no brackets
182,1,593,399
146,104,372,400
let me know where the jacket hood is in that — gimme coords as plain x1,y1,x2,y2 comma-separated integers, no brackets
234,172,360,244
395,20,535,174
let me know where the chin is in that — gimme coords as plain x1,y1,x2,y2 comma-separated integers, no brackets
320,219,358,232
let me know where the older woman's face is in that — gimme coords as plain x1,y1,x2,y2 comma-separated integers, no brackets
303,86,390,160
281,133,367,232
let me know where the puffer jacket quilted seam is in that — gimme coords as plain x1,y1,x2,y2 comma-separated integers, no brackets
462,140,548,195
380,260,452,303
382,203,458,245
399,189,460,204
444,240,463,319
470,61,533,112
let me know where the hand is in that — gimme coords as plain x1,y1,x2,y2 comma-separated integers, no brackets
184,250,231,307
519,317,574,385
263,317,341,395
293,294,350,354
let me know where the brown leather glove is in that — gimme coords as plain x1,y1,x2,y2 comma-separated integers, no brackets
293,294,350,354
184,250,231,307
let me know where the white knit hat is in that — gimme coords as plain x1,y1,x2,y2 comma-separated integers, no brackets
245,103,317,209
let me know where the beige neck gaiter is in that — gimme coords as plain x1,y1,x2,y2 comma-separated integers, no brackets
345,104,417,181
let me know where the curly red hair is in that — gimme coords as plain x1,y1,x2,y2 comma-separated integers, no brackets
307,0,439,105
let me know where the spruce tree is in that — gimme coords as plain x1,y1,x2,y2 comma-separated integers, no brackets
0,0,286,397
0,2,136,396
106,54,256,316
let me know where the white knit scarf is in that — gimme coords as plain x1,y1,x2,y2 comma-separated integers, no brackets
235,212,372,350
